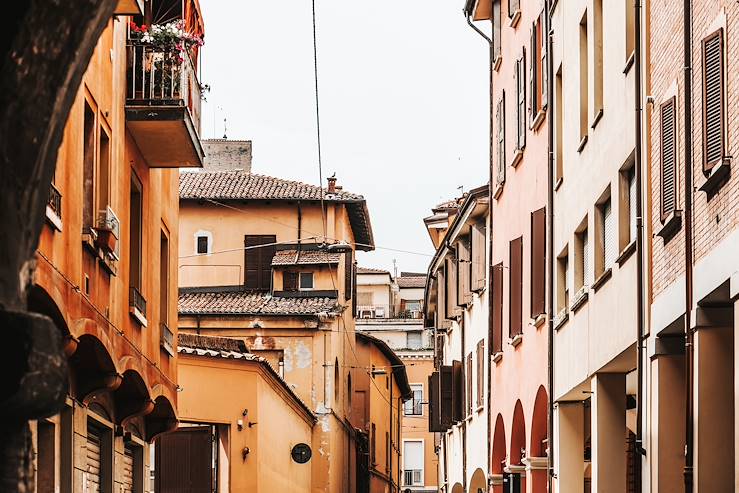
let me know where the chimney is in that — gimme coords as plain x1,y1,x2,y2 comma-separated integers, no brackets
327,175,337,193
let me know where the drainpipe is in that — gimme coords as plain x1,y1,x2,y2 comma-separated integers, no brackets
464,8,494,490
634,0,647,490
682,0,694,489
545,0,555,490
389,370,394,491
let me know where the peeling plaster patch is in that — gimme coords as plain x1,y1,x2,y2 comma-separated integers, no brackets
295,341,312,369
283,346,294,373
316,414,331,432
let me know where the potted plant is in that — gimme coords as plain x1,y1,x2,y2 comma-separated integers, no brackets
95,209,119,254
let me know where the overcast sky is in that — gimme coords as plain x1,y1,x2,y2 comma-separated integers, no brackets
199,1,489,274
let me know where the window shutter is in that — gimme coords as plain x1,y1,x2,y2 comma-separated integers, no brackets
629,169,637,241
540,10,548,108
457,238,473,305
492,263,504,353
529,24,537,123
284,271,298,291
244,235,276,290
509,237,523,337
445,257,460,318
583,230,591,286
493,0,502,60
439,365,453,428
604,200,617,268
428,372,443,432
497,94,506,185
476,340,484,408
517,49,527,150
530,207,546,317
156,427,213,492
466,353,473,415
660,98,677,220
471,224,486,291
437,269,447,324
702,29,725,171
451,361,464,423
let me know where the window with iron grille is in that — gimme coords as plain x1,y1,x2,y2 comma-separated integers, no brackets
660,97,677,220
702,29,725,171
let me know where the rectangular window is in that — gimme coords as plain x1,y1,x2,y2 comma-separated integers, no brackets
597,197,616,274
579,11,589,143
159,231,172,356
457,238,472,306
555,67,563,183
299,272,314,290
244,235,276,290
540,9,548,108
476,340,484,408
628,168,637,242
445,257,459,319
530,207,546,317
702,29,725,171
516,48,527,151
529,21,538,123
471,223,486,291
129,173,143,292
83,102,96,231
283,271,298,291
492,263,504,353
404,384,424,416
403,441,424,486
196,235,208,254
618,158,637,250
593,0,603,116
556,247,569,313
625,0,635,61
493,0,502,62
509,237,523,338
97,126,111,214
407,331,422,349
452,360,464,423
496,93,506,186
466,353,473,416
575,225,589,291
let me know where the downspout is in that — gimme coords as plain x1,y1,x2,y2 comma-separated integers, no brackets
389,371,393,491
545,0,555,490
682,0,694,489
297,200,303,244
460,315,467,493
464,8,494,490
634,0,647,490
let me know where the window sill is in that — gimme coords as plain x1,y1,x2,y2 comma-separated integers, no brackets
531,313,546,328
509,334,523,347
129,306,148,328
508,10,521,28
554,176,563,191
493,54,502,72
616,240,636,266
590,109,603,130
592,268,612,292
571,287,588,313
531,110,546,132
494,181,505,199
623,52,635,74
511,148,524,168
553,309,569,330
656,210,682,243
45,206,63,232
99,254,118,276
492,351,503,363
699,158,731,197
577,135,588,153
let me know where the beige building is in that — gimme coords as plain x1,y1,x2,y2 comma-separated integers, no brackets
356,270,437,492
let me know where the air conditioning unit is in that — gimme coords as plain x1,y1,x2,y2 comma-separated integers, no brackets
95,206,120,253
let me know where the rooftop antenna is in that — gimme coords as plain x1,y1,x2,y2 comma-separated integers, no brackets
392,259,398,279
223,115,228,139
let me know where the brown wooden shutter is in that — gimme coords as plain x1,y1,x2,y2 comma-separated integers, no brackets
540,10,548,108
370,423,376,464
702,29,725,171
429,371,443,432
510,237,523,337
445,257,460,319
529,24,537,123
437,269,447,324
530,207,546,317
492,263,504,353
452,360,464,423
244,235,276,290
466,353,473,416
156,427,213,493
440,365,454,428
471,224,487,291
457,238,473,305
284,271,298,291
517,48,527,150
660,97,677,220
493,0,502,60
476,340,484,407
344,253,353,300
497,93,506,185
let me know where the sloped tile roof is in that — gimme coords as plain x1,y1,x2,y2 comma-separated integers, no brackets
178,289,342,316
180,171,363,202
357,266,390,274
272,249,341,266
397,276,426,288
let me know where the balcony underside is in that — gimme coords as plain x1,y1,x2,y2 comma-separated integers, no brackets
125,105,204,168
115,0,144,15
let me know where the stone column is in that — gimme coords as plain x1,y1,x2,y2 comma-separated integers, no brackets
591,373,626,493
554,402,584,492
523,456,547,493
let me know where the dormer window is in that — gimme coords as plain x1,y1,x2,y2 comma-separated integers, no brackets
284,271,314,291
299,272,314,290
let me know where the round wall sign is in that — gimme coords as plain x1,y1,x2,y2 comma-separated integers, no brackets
291,443,312,464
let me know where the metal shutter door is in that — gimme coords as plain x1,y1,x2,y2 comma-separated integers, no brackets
121,444,135,493
604,201,617,268
86,427,102,493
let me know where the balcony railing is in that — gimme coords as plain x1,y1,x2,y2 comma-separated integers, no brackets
129,287,147,326
160,323,174,356
356,304,424,320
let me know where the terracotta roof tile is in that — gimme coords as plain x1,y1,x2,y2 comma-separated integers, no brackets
178,289,342,316
180,171,363,202
397,276,426,288
357,266,390,274
272,249,341,266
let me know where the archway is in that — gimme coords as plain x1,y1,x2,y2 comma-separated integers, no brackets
145,395,178,442
68,334,120,406
113,369,154,425
528,386,549,493
508,400,527,492
469,468,487,493
451,483,464,493
491,413,507,492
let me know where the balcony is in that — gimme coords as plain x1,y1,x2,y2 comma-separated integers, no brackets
125,39,204,168
45,183,62,231
160,323,174,356
356,304,424,320
129,287,148,327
